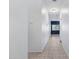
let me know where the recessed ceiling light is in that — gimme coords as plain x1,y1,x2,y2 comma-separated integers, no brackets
52,0,56,2
49,8,59,13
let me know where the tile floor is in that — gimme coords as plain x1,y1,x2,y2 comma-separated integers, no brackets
28,35,68,59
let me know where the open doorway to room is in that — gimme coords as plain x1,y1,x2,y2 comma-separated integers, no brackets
51,21,60,35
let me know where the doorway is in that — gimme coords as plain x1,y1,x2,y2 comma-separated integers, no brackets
51,21,60,35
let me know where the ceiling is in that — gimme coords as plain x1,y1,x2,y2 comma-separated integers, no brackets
42,0,69,9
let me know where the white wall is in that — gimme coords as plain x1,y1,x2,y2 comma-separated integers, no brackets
28,0,42,52
41,7,50,51
60,9,69,55
9,0,28,59
28,0,50,52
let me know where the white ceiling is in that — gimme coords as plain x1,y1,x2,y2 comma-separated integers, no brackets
42,0,69,9
42,0,69,20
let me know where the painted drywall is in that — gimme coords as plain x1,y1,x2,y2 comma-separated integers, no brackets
28,0,42,52
28,0,50,52
9,0,28,59
41,7,50,51
60,9,69,55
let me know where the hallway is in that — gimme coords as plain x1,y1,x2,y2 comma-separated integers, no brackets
28,35,68,59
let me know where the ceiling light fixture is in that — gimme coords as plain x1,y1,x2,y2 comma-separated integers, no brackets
52,0,56,2
49,8,59,13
